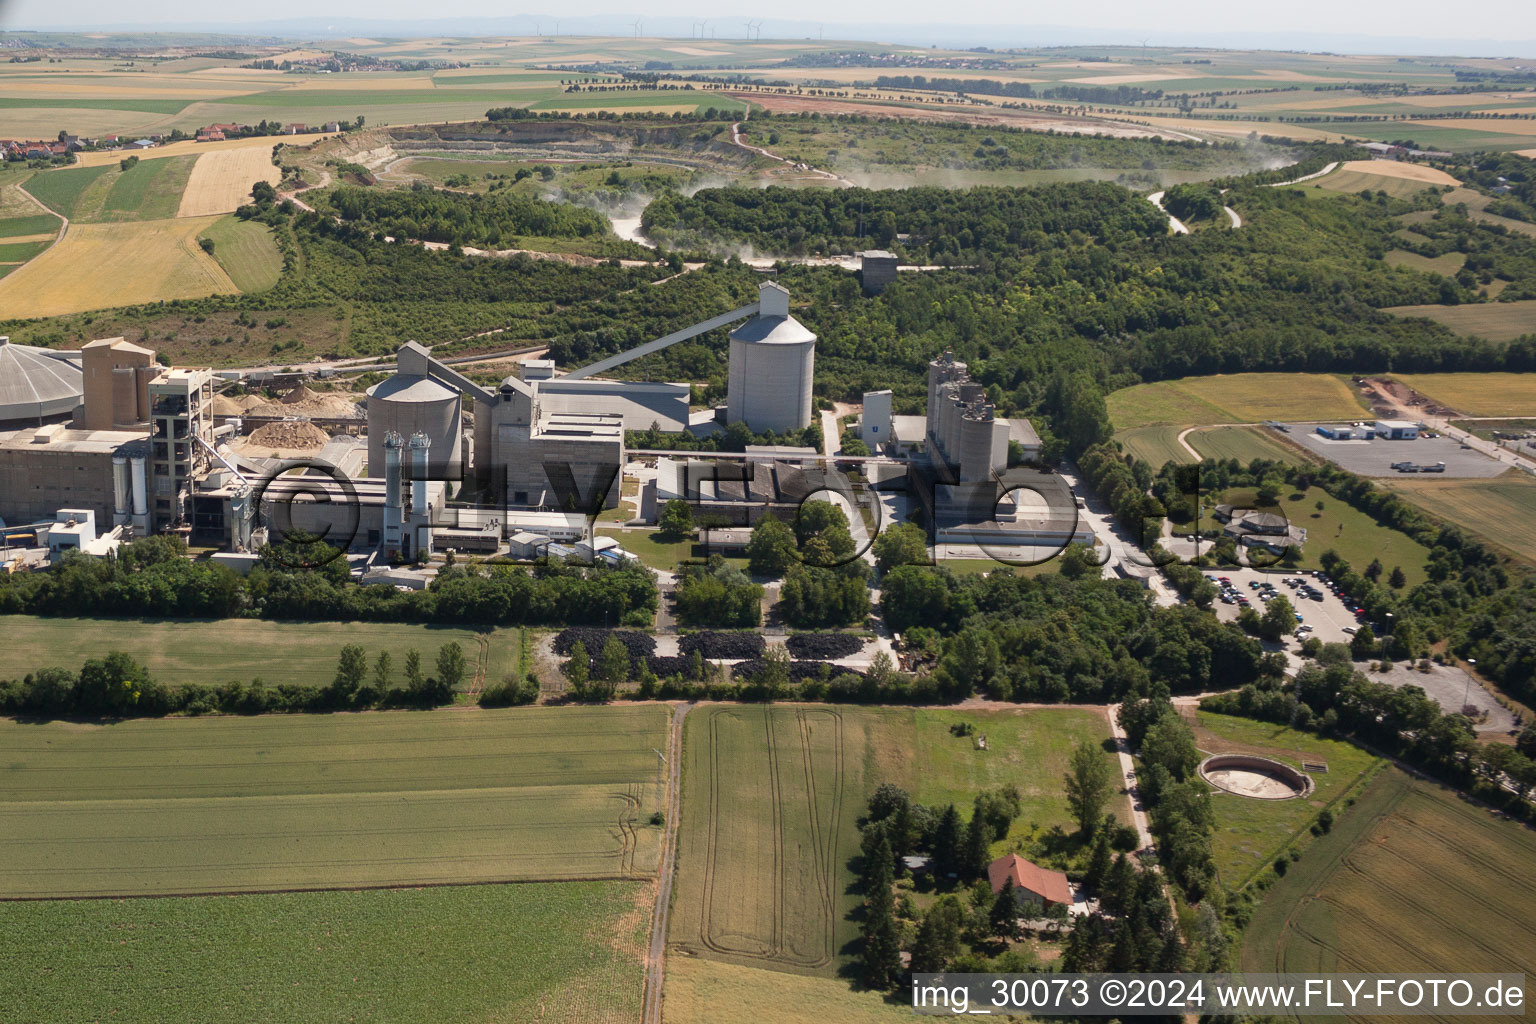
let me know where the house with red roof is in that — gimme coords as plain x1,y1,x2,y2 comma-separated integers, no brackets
987,854,1073,912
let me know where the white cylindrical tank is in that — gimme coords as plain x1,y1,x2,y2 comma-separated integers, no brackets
366,375,461,479
409,433,431,513
111,455,130,526
937,381,961,460
726,282,814,435
129,454,148,517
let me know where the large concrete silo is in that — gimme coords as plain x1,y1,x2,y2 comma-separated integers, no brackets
726,282,815,435
365,373,461,478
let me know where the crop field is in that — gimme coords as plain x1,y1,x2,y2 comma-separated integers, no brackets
1388,372,1536,417
0,215,235,317
72,132,335,169
0,880,650,1024
665,958,910,1024
1190,711,1382,893
1241,766,1536,1011
19,162,113,219
1385,473,1536,566
1383,300,1536,343
99,154,199,221
1108,373,1367,430
0,705,668,897
1188,425,1314,465
1303,160,1460,200
0,614,519,689
669,704,1124,985
1383,249,1464,276
176,146,282,217
200,215,283,291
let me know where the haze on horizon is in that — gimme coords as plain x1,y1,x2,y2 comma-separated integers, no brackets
3,0,1535,51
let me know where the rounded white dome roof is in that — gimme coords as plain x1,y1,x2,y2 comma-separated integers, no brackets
0,338,83,422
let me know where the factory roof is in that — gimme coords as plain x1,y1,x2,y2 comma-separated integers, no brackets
1009,417,1042,448
0,425,145,455
729,313,816,346
366,374,460,404
0,337,84,422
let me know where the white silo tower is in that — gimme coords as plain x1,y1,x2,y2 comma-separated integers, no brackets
726,281,815,435
365,342,462,478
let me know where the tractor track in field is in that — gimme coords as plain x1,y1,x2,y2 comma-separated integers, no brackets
641,702,688,1024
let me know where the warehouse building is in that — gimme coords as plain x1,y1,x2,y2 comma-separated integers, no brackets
1375,419,1421,440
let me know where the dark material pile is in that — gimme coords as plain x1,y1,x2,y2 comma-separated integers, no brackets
553,628,656,660
785,633,867,660
679,631,765,660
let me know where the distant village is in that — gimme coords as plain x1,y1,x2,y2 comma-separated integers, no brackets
2,121,345,162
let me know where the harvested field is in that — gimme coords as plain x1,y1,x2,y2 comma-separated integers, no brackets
0,215,234,317
1382,300,1536,342
1108,373,1367,429
1310,165,1453,200
0,706,668,897
1334,159,1461,186
177,146,285,217
0,882,650,1024
72,132,334,168
1388,372,1536,416
1386,473,1536,566
247,419,332,449
1241,767,1536,1014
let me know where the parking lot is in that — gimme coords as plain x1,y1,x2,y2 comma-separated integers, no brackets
1207,565,1370,649
1286,423,1508,478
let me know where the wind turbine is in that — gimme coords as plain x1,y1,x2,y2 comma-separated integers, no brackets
553,18,561,36
535,18,542,36
633,17,644,37
743,19,753,39
1141,38,1150,59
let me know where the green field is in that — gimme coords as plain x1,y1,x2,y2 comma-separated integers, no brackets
0,880,650,1024
100,154,198,221
1241,766,1536,1017
1188,425,1315,466
668,704,1126,997
0,212,59,238
0,615,519,690
1108,374,1368,430
1382,301,1536,343
0,239,51,262
1192,711,1382,892
201,214,283,292
1386,472,1536,567
1116,424,1195,466
20,163,113,219
0,706,668,897
1388,371,1536,416
1383,249,1464,276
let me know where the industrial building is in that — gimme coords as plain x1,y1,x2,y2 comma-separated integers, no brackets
1375,419,1421,440
1316,424,1375,441
0,336,84,426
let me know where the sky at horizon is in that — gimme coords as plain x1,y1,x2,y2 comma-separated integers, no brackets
2,0,1535,46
